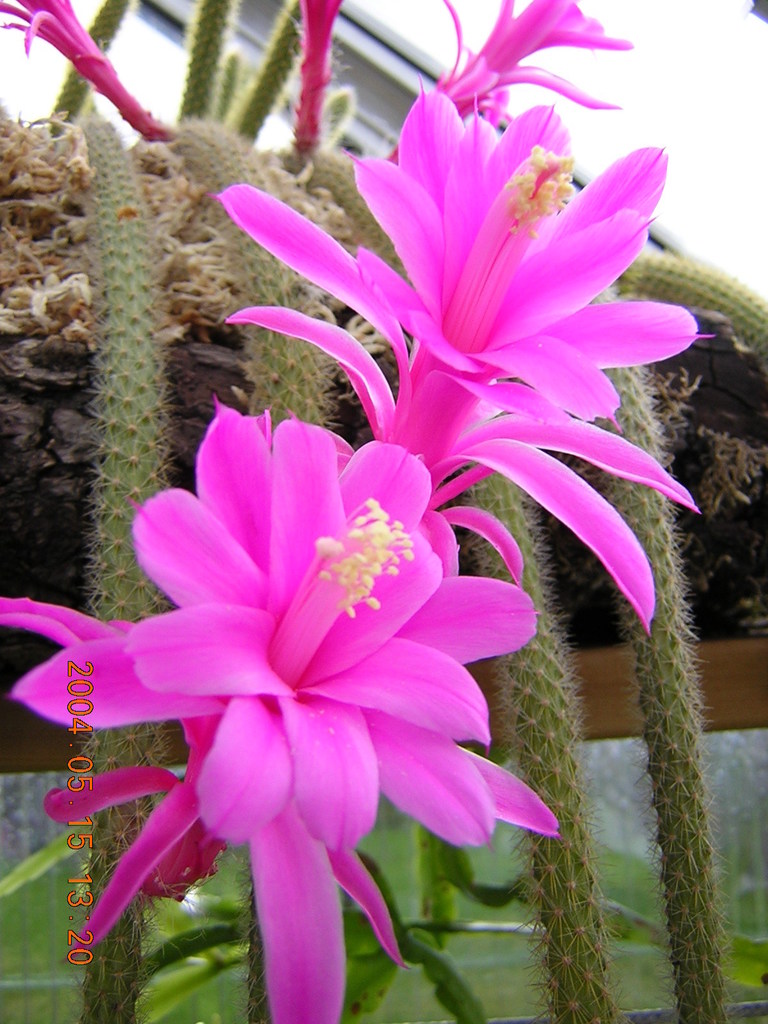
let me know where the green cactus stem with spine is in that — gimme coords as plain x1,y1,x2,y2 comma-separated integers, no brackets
606,366,728,1024
214,51,243,121
471,477,623,1024
54,0,134,121
79,115,171,1024
179,0,241,120
233,0,300,141
172,120,336,425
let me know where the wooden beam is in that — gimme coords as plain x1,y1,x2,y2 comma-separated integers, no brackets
1,638,766,773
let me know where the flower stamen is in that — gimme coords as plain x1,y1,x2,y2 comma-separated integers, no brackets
316,499,415,617
507,146,575,236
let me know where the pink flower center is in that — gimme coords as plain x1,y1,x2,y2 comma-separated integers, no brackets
269,499,414,682
442,146,574,354
316,499,415,618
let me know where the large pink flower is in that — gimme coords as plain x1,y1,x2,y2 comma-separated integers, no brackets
217,91,697,628
0,0,168,139
438,0,632,123
4,403,554,1024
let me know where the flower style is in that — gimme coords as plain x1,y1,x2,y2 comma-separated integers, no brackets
0,0,168,139
438,0,632,123
217,90,698,628
4,402,555,1024
294,0,345,153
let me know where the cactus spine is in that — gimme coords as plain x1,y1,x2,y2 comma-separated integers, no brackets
179,0,241,120
619,252,768,363
54,0,134,121
233,0,301,141
79,115,170,1024
607,366,728,1024
473,477,622,1024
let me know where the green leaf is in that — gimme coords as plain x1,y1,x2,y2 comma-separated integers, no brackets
730,935,768,987
144,923,243,976
437,840,527,909
342,948,398,1022
418,827,457,942
141,951,243,1022
400,931,487,1024
0,834,73,899
603,900,666,946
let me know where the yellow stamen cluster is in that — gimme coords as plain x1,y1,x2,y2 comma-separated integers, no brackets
316,498,415,617
507,145,575,236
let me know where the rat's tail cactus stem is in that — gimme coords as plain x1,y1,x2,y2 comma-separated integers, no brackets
79,115,171,1024
473,476,622,1024
608,366,728,1024
179,0,241,120
233,0,300,141
174,121,334,425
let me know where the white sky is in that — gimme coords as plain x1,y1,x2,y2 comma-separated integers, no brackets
1,0,766,300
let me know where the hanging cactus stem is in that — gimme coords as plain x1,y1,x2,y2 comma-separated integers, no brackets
179,0,242,120
607,367,728,1024
79,115,171,1024
233,0,301,141
472,477,623,1024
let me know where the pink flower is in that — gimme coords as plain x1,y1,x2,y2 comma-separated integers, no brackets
294,0,344,153
44,737,225,903
217,91,698,628
4,403,554,1024
0,0,168,139
438,0,632,123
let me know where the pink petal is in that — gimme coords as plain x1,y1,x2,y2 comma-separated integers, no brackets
197,697,292,842
492,210,649,342
450,377,574,424
441,112,503,302
442,505,525,584
133,489,267,608
418,509,459,576
395,90,463,217
269,419,346,619
127,604,290,697
328,848,403,964
543,148,667,247
464,751,559,836
462,438,656,628
228,306,395,437
250,805,345,1024
217,184,396,345
480,333,622,421
307,532,443,679
195,400,272,569
549,301,698,368
306,636,490,743
44,766,178,822
366,710,496,846
88,784,200,943
486,105,570,199
10,637,223,726
397,575,537,662
280,696,378,850
0,596,118,645
463,418,697,510
354,156,445,321
338,441,431,532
